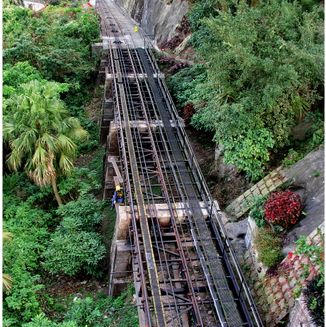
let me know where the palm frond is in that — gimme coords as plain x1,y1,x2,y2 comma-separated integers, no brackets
29,164,55,186
56,134,76,155
3,122,15,141
7,148,23,172
59,154,74,175
31,145,47,167
15,130,37,156
29,149,56,186
39,133,57,153
3,231,13,242
72,127,88,141
3,274,13,291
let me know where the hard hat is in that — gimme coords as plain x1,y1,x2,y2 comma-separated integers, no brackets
116,185,121,191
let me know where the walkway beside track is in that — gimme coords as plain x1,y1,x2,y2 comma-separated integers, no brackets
97,1,263,326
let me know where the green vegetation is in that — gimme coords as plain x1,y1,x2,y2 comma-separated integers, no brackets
2,2,136,326
255,228,283,268
22,287,138,327
168,0,324,180
303,276,324,326
3,159,108,325
249,196,267,228
3,5,99,87
295,232,324,286
4,80,88,205
296,233,324,325
43,195,106,276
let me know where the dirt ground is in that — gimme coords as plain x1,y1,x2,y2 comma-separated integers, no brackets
185,126,252,208
86,85,103,122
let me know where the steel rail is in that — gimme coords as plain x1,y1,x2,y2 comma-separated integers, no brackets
97,3,153,325
98,3,214,326
116,48,183,324
144,46,264,327
122,48,206,326
99,4,167,326
123,51,220,326
112,34,205,327
97,1,263,326
132,49,237,326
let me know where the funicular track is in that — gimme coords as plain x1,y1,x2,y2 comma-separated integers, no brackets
97,1,263,326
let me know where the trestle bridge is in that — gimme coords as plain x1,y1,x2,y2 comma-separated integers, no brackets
96,1,263,326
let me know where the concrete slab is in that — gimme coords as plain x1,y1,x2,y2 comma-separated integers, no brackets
102,0,149,49
116,201,210,227
109,120,184,132
282,147,324,253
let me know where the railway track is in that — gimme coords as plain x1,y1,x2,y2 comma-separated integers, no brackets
96,1,263,326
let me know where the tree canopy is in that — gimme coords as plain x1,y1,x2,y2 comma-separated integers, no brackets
171,0,324,180
4,80,88,205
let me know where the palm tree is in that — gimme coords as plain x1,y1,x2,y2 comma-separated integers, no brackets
4,80,88,206
3,231,13,291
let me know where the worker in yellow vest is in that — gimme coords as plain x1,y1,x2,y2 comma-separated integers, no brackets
111,185,124,208
133,25,139,33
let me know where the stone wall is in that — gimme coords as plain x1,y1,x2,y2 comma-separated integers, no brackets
243,220,324,326
288,295,317,327
226,166,288,220
115,0,189,44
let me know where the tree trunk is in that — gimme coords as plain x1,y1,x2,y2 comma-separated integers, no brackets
51,176,63,206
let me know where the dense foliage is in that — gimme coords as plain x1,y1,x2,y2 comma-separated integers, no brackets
264,191,302,228
249,196,267,228
22,288,138,327
4,80,88,205
3,195,51,325
3,5,99,87
255,228,283,268
168,0,324,180
43,195,106,276
303,276,324,326
3,160,107,326
2,2,120,326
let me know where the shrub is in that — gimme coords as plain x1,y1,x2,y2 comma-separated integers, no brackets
56,195,104,232
58,168,101,200
264,191,302,228
166,64,207,111
3,200,52,325
303,275,324,326
282,149,303,167
249,196,267,228
43,231,106,276
22,313,77,327
22,288,138,327
4,271,44,326
255,228,283,268
65,288,138,327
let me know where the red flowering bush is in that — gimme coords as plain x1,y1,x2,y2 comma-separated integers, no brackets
264,190,302,228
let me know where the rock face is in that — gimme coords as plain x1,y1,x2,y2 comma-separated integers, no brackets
115,0,189,44
282,146,324,253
